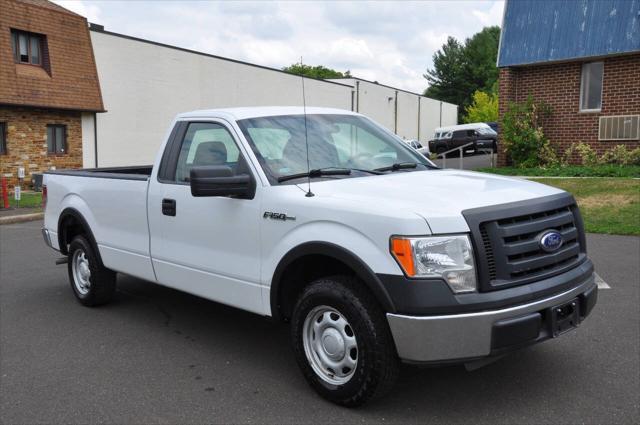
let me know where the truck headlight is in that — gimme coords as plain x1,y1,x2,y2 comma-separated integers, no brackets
390,235,477,293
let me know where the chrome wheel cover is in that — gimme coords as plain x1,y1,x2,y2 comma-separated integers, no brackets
302,305,358,385
72,250,91,295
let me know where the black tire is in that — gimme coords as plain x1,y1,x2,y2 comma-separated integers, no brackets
67,235,116,306
291,275,399,407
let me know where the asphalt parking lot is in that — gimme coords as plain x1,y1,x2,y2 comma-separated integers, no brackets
1,220,638,424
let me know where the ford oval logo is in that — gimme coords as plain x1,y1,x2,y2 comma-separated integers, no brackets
539,230,563,253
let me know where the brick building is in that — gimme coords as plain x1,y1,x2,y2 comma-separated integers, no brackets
0,0,103,189
497,0,640,165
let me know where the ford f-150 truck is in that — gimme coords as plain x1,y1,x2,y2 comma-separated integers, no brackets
42,107,597,406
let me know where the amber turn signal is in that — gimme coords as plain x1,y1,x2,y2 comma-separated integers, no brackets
390,237,415,277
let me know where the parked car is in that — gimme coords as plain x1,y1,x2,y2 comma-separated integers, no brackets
42,107,597,407
429,123,498,155
403,138,430,156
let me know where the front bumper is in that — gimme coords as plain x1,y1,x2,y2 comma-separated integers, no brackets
386,273,597,363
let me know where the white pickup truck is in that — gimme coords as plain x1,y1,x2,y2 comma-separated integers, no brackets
42,107,597,406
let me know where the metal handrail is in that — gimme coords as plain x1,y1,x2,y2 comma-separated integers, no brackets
433,142,496,169
434,142,475,169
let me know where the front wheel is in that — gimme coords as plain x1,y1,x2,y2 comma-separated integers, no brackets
67,235,116,306
291,276,399,407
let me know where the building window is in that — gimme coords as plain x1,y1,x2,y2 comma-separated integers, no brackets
47,125,67,154
580,62,604,111
0,123,6,155
11,30,43,66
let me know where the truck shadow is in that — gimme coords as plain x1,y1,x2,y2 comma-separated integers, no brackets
109,272,586,417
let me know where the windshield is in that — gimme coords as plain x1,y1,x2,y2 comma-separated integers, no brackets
237,114,432,183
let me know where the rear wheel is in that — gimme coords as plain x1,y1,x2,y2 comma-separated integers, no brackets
67,235,116,306
291,275,399,407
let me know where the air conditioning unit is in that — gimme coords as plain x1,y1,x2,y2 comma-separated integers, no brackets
598,115,640,141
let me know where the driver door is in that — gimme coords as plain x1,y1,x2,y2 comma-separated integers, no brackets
148,120,264,314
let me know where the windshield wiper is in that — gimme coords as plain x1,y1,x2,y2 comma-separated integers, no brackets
350,168,384,175
277,167,351,183
374,162,419,172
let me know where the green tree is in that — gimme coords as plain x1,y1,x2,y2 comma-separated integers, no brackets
463,90,498,123
423,37,468,108
424,26,500,117
282,64,351,79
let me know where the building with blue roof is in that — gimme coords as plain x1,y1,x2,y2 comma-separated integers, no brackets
497,0,639,165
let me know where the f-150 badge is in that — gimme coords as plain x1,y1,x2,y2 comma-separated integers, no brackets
263,211,296,221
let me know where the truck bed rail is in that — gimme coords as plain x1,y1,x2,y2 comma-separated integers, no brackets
45,166,152,181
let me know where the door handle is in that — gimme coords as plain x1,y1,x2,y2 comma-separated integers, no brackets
162,198,176,216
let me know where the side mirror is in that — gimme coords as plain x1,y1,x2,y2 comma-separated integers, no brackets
190,166,255,199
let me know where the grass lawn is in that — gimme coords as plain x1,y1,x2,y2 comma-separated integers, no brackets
532,178,640,236
7,191,43,209
478,164,640,178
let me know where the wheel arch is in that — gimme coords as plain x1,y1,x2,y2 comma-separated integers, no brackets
57,207,102,264
270,242,396,321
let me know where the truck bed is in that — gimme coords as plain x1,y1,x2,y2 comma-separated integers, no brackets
43,166,155,282
45,166,153,180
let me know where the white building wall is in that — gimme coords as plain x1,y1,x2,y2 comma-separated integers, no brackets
420,98,441,143
352,80,397,131
329,78,458,144
419,98,458,142
90,31,353,167
440,102,459,133
81,113,96,167
90,30,458,167
396,91,419,140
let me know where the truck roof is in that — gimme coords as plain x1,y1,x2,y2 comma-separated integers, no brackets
434,122,492,133
177,106,360,121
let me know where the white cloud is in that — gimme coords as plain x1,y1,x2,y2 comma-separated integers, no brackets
472,1,505,27
51,0,504,94
52,0,101,23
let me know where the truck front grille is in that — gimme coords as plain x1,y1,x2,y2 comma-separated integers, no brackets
463,194,587,292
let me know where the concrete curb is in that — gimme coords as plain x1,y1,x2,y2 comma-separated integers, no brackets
0,212,44,225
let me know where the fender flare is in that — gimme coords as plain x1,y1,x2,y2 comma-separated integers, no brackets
57,207,102,264
269,241,397,320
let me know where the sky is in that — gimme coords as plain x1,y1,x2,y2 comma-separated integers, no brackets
52,0,504,94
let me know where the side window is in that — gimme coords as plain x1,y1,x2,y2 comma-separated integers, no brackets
174,122,241,182
580,62,603,111
452,130,466,139
47,124,66,154
11,29,44,67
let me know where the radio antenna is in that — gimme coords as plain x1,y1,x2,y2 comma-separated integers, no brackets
300,56,314,197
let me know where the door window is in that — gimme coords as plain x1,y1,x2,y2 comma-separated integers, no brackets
174,122,241,182
452,130,466,139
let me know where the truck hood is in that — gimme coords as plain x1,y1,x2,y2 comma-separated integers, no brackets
303,169,564,234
